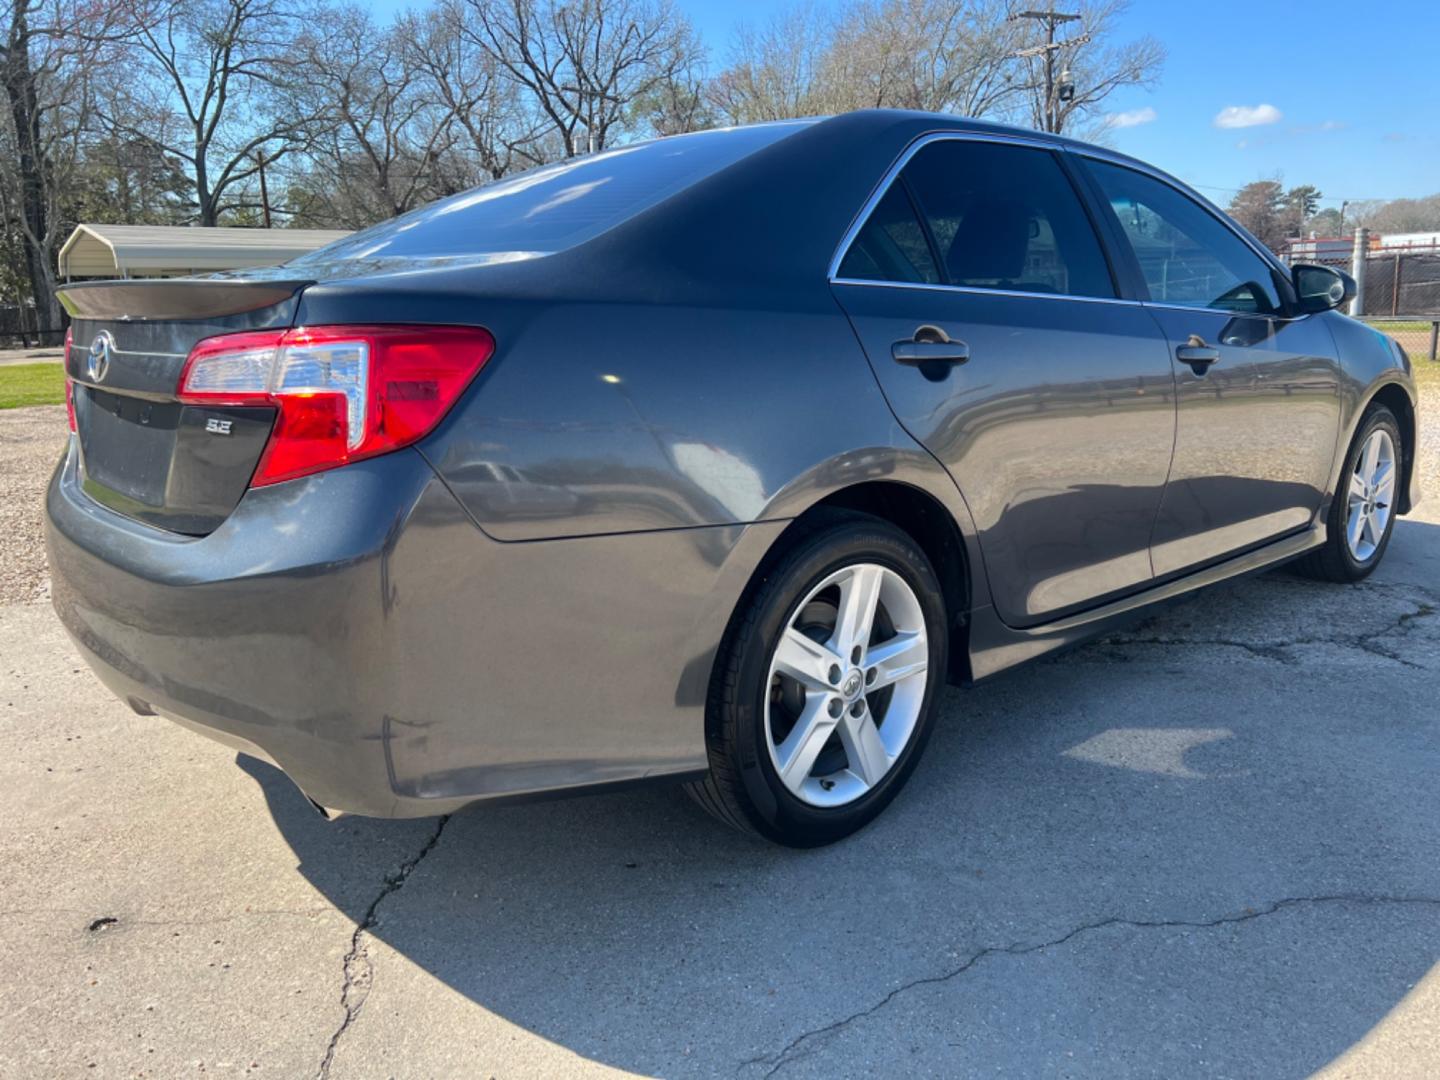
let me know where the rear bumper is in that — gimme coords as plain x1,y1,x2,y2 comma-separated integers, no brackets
46,441,756,817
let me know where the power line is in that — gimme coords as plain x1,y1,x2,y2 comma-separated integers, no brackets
1008,8,1090,135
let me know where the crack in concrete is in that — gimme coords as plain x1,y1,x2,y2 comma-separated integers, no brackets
741,894,1440,1078
315,816,450,1080
1103,598,1437,669
0,908,337,927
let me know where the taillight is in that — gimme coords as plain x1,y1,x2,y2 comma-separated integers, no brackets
178,324,494,486
63,327,76,432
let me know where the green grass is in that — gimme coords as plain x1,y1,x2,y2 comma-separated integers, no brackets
1414,357,1440,393
0,363,66,409
1365,320,1436,333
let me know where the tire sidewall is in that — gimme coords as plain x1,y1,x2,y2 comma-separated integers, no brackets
725,520,948,846
1334,406,1402,579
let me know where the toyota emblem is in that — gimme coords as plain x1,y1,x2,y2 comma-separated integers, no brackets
86,331,114,383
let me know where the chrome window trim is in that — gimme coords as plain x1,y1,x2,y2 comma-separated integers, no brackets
829,276,1145,308
1137,299,1298,322
827,279,1304,321
827,127,1297,319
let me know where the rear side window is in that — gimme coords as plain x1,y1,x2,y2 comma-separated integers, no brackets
837,139,1115,299
1086,160,1282,314
291,123,809,264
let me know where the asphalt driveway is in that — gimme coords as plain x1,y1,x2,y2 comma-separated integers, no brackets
3,395,1439,1078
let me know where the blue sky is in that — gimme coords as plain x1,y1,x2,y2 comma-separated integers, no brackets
368,0,1440,207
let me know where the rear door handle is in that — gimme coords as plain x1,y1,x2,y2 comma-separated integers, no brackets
892,341,970,364
893,327,969,366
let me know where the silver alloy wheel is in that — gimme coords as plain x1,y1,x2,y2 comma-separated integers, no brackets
1346,428,1397,563
763,562,929,808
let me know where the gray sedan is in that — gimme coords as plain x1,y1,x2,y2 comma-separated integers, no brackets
47,110,1420,845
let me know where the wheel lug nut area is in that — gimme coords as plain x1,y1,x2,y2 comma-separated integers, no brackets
865,668,876,685
849,700,865,717
827,698,843,718
851,645,862,664
828,664,841,685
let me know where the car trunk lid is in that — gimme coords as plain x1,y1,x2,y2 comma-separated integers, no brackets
60,278,311,535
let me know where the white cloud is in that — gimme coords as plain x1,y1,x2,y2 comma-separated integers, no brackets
1106,106,1157,129
1214,104,1283,129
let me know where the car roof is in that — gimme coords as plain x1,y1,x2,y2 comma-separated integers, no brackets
295,109,1191,308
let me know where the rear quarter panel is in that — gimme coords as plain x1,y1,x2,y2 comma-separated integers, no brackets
414,296,958,540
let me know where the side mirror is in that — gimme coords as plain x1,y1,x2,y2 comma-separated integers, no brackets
1292,263,1357,314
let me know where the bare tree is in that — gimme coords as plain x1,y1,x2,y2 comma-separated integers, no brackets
633,68,713,136
1,0,122,332
110,0,310,226
75,134,191,225
458,0,702,157
822,0,1020,115
1227,179,1287,252
410,2,551,183
1009,0,1163,137
709,1,1024,125
287,7,453,227
706,3,832,125
1354,194,1440,236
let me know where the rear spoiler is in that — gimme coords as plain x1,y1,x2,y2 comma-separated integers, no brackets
57,278,314,321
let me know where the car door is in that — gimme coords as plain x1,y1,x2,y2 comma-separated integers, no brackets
1079,158,1344,577
831,135,1177,627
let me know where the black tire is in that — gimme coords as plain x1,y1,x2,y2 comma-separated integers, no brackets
685,510,949,847
1295,404,1403,583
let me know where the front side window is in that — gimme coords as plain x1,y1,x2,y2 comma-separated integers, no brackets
1086,160,1282,314
837,139,1115,299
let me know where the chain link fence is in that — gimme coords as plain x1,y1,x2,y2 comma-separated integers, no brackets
1363,319,1439,362
1281,233,1440,361
0,303,65,349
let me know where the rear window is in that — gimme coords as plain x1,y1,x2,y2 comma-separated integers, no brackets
291,123,810,264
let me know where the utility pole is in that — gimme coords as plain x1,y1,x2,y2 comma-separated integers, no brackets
255,149,272,228
1350,227,1368,318
1010,8,1089,134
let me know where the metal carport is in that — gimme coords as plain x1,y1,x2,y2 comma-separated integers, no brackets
58,224,352,280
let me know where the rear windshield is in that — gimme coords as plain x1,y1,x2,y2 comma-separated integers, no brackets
290,122,810,264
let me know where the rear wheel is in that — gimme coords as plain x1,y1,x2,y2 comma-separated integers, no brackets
1297,404,1402,582
686,512,948,846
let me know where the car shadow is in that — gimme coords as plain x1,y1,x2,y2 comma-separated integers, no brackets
239,518,1440,1076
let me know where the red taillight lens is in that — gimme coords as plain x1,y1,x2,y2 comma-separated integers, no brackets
63,327,76,433
178,324,494,486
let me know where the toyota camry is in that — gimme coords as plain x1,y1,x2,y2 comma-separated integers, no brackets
47,110,1420,846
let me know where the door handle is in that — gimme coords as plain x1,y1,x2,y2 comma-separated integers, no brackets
893,341,971,364
893,326,969,366
1175,336,1220,376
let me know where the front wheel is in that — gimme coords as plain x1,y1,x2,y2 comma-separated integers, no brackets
686,512,949,847
1297,404,1403,583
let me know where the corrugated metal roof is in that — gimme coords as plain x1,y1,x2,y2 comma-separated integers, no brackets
58,224,353,278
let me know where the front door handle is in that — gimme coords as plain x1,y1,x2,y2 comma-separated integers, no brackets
893,326,969,366
1176,335,1220,376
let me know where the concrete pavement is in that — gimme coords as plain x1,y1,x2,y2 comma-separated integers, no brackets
3,434,1439,1077
0,346,63,366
